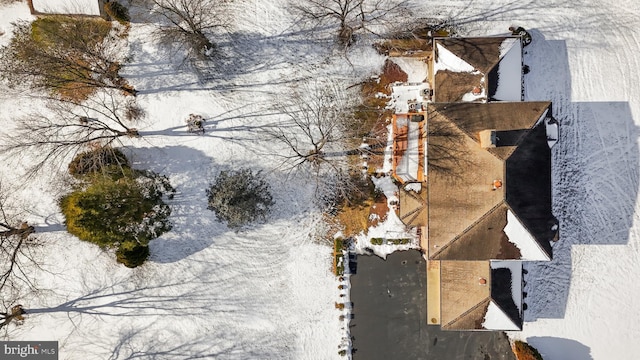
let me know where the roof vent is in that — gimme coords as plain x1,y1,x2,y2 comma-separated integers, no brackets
479,277,487,285
479,129,497,148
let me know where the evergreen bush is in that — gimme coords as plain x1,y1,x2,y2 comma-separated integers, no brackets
60,162,173,267
206,169,274,229
116,241,150,268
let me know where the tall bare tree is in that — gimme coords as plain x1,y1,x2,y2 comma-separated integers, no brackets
0,188,39,329
0,18,134,101
264,81,369,204
149,0,233,62
293,0,408,46
1,90,145,175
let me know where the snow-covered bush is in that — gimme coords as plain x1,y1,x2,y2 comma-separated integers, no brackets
206,169,274,229
60,167,173,267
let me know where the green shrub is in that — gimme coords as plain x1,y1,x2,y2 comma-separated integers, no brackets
68,146,130,178
60,168,172,267
388,238,410,245
116,241,149,268
206,169,274,229
370,238,384,245
104,1,130,24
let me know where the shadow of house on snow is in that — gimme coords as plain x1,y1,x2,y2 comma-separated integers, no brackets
527,336,593,360
521,31,639,321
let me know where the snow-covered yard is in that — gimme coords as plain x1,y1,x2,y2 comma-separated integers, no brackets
31,0,100,15
1,0,640,359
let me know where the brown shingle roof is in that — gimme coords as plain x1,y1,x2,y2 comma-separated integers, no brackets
427,102,554,260
440,261,490,328
433,70,484,103
398,185,428,227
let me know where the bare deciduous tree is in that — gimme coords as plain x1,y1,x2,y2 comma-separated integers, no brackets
293,0,408,46
265,81,369,204
0,19,134,100
1,90,145,175
0,188,39,329
149,0,233,62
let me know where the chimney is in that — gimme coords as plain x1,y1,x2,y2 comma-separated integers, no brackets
479,129,497,148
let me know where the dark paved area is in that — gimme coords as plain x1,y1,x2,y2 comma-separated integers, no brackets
350,250,516,360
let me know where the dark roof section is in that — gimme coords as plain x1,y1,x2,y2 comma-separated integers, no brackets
491,266,523,329
505,123,557,256
433,205,522,260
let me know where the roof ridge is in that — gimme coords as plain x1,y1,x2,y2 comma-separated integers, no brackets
443,297,490,329
431,201,506,258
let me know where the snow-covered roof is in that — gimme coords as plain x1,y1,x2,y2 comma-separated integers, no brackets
482,301,521,330
31,0,101,16
390,83,430,114
491,38,523,101
390,57,428,83
433,37,523,103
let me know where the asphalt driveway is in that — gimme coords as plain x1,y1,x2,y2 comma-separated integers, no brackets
349,250,516,360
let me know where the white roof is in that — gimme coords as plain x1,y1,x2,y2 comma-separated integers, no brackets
434,43,476,74
482,301,521,330
504,210,551,260
492,38,523,101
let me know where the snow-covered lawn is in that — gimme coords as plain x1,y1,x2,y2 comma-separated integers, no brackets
31,0,100,15
2,0,640,359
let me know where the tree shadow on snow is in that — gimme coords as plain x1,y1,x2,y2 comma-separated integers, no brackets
521,30,639,321
124,25,333,95
527,337,593,360
23,271,293,359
